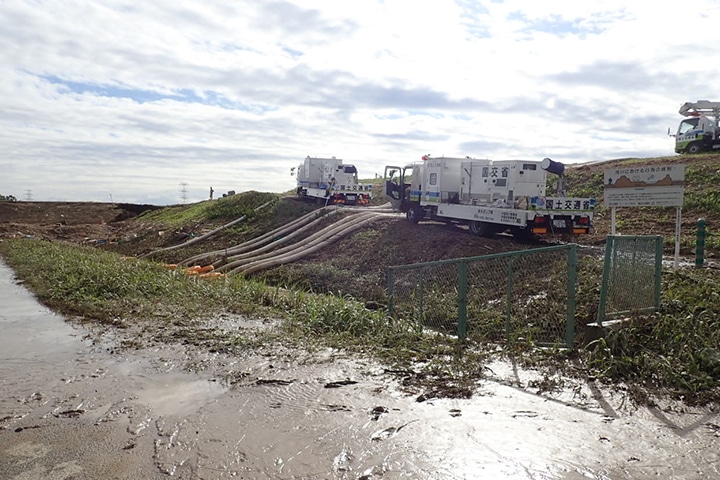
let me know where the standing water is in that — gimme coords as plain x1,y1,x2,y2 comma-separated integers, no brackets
1,259,718,479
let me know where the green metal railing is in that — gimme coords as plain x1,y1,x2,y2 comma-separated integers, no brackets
387,244,578,348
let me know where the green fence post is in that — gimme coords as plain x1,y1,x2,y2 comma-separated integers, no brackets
505,257,514,341
596,236,614,327
457,261,468,341
418,268,425,325
696,218,707,268
654,236,663,310
566,244,577,349
387,267,395,318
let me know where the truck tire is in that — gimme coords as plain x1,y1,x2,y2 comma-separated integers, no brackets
406,207,421,224
511,226,535,240
688,142,703,154
469,220,494,237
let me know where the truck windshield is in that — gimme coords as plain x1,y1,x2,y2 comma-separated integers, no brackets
678,118,700,134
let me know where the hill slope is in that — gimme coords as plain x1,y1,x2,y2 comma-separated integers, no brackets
2,154,718,280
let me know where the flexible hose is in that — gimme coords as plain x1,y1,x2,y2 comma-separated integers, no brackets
224,212,399,276
141,199,276,258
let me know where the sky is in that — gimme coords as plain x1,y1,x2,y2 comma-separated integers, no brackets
2,0,719,205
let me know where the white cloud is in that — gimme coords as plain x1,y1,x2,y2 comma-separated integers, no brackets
1,0,718,203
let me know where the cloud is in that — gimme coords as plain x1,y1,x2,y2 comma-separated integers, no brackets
1,0,719,203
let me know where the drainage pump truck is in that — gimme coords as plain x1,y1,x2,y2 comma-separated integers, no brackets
293,156,373,206
384,155,595,237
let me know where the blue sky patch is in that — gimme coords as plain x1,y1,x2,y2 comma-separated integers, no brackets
281,45,303,58
508,12,603,37
40,74,198,103
456,0,492,38
37,74,273,113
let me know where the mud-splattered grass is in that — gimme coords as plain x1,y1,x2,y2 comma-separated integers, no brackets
0,238,480,398
582,267,720,405
2,237,720,405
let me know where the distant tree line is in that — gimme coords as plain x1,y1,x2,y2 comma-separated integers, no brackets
0,194,18,202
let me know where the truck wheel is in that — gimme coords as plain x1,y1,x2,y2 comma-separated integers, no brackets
470,220,493,237
688,142,703,154
406,207,421,224
511,226,535,241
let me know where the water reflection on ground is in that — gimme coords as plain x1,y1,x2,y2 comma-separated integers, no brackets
0,260,718,479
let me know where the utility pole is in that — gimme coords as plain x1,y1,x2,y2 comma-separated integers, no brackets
179,182,189,204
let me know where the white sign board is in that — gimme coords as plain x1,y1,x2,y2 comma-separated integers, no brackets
603,164,685,207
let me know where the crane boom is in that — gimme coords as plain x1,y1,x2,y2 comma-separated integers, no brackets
679,100,720,117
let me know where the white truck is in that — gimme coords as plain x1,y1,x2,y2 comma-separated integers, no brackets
672,100,720,154
384,155,595,237
294,156,373,206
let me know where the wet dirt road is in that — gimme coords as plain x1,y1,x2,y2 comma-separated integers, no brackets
1,260,718,479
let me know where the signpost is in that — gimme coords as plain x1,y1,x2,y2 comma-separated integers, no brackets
604,164,685,268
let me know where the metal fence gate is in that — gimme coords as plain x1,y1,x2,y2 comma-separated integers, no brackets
596,235,663,325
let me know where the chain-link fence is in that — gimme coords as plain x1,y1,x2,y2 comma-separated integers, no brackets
596,235,663,325
387,245,578,348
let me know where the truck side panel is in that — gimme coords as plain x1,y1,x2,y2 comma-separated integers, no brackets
387,156,595,235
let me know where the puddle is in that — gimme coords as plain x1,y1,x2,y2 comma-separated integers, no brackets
0,262,90,426
0,267,84,360
110,358,227,417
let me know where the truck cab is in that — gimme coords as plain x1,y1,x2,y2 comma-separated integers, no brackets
673,101,720,154
296,156,372,205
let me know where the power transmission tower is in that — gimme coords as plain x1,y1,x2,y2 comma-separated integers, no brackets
24,189,33,201
179,182,189,204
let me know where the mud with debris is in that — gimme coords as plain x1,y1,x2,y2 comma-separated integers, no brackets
2,260,719,479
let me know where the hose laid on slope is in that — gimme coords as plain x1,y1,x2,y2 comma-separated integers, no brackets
177,205,342,267
221,210,361,264
141,199,276,259
217,211,377,273
224,212,399,277
176,201,396,267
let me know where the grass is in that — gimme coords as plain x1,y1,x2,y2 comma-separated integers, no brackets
122,194,320,263
0,238,473,393
564,154,720,259
137,191,278,229
560,169,605,199
2,236,719,405
581,267,720,404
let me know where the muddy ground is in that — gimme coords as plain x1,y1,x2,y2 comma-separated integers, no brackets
0,201,160,247
2,259,719,479
1,200,719,478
